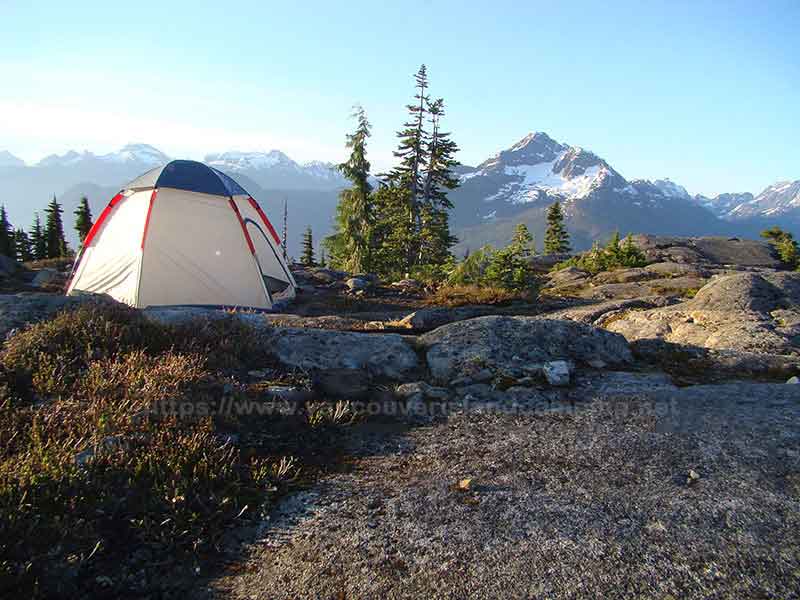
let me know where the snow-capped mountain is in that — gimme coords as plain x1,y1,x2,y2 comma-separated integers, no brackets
0,151,25,168
205,150,346,190
458,132,624,205
725,181,800,220
693,191,755,216
450,132,753,251
36,144,170,169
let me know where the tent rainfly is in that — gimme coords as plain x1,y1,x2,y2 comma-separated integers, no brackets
67,160,296,310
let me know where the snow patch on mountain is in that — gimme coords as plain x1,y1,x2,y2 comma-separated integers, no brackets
36,144,169,168
205,150,297,171
653,179,690,199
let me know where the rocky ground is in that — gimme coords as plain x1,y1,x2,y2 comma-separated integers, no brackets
2,235,799,599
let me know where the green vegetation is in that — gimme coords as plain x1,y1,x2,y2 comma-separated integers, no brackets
445,223,540,293
761,226,799,270
30,213,47,261
44,195,69,259
325,65,459,282
0,303,356,597
301,225,316,267
543,201,571,254
555,232,647,274
73,196,93,244
0,206,12,257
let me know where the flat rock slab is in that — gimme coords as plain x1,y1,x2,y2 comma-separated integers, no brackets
211,380,800,599
0,293,115,339
420,316,632,383
263,327,419,381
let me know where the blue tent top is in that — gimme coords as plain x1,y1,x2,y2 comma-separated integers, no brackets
124,160,249,197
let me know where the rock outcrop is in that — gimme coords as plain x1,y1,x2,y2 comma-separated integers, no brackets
606,272,800,356
420,316,633,383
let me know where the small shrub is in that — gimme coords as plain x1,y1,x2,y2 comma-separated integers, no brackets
555,232,647,275
426,284,527,307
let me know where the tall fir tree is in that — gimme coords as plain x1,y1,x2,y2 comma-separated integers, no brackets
543,201,571,254
14,228,33,262
30,213,47,260
387,64,430,257
44,195,68,258
301,226,316,267
74,196,94,243
330,106,374,273
418,97,459,266
0,205,13,257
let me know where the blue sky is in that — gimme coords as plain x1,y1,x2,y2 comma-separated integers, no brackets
1,0,797,196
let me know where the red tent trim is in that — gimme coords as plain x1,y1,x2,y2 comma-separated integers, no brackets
140,189,158,250
247,197,281,245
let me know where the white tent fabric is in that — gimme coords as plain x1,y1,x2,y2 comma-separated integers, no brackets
67,161,296,310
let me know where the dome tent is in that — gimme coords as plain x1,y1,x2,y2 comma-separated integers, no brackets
67,160,296,309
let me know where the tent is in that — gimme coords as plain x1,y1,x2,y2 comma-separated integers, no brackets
67,160,296,309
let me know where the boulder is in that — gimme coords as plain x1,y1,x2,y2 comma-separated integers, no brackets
547,297,672,326
420,316,632,383
607,272,800,355
263,327,420,383
631,235,781,268
346,277,372,291
542,360,572,386
32,268,65,289
308,267,350,284
390,279,424,295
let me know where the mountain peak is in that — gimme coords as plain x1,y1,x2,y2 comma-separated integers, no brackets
0,150,25,168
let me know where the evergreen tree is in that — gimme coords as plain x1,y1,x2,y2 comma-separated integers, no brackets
761,226,799,269
510,223,535,257
0,205,13,257
418,97,459,266
330,106,374,273
44,195,68,258
543,201,571,254
30,213,47,260
13,228,33,262
74,196,93,243
301,226,316,267
281,198,288,262
619,234,646,267
319,249,327,268
370,185,417,278
386,65,430,263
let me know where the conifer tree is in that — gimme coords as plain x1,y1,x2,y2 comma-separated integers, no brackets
301,226,315,267
30,213,47,260
74,196,93,243
44,195,68,258
543,201,571,254
418,97,459,266
0,205,13,257
14,228,33,262
331,106,374,273
387,65,430,253
510,223,535,257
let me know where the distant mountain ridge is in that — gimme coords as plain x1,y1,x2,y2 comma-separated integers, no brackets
0,143,346,256
0,137,796,257
448,132,796,251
